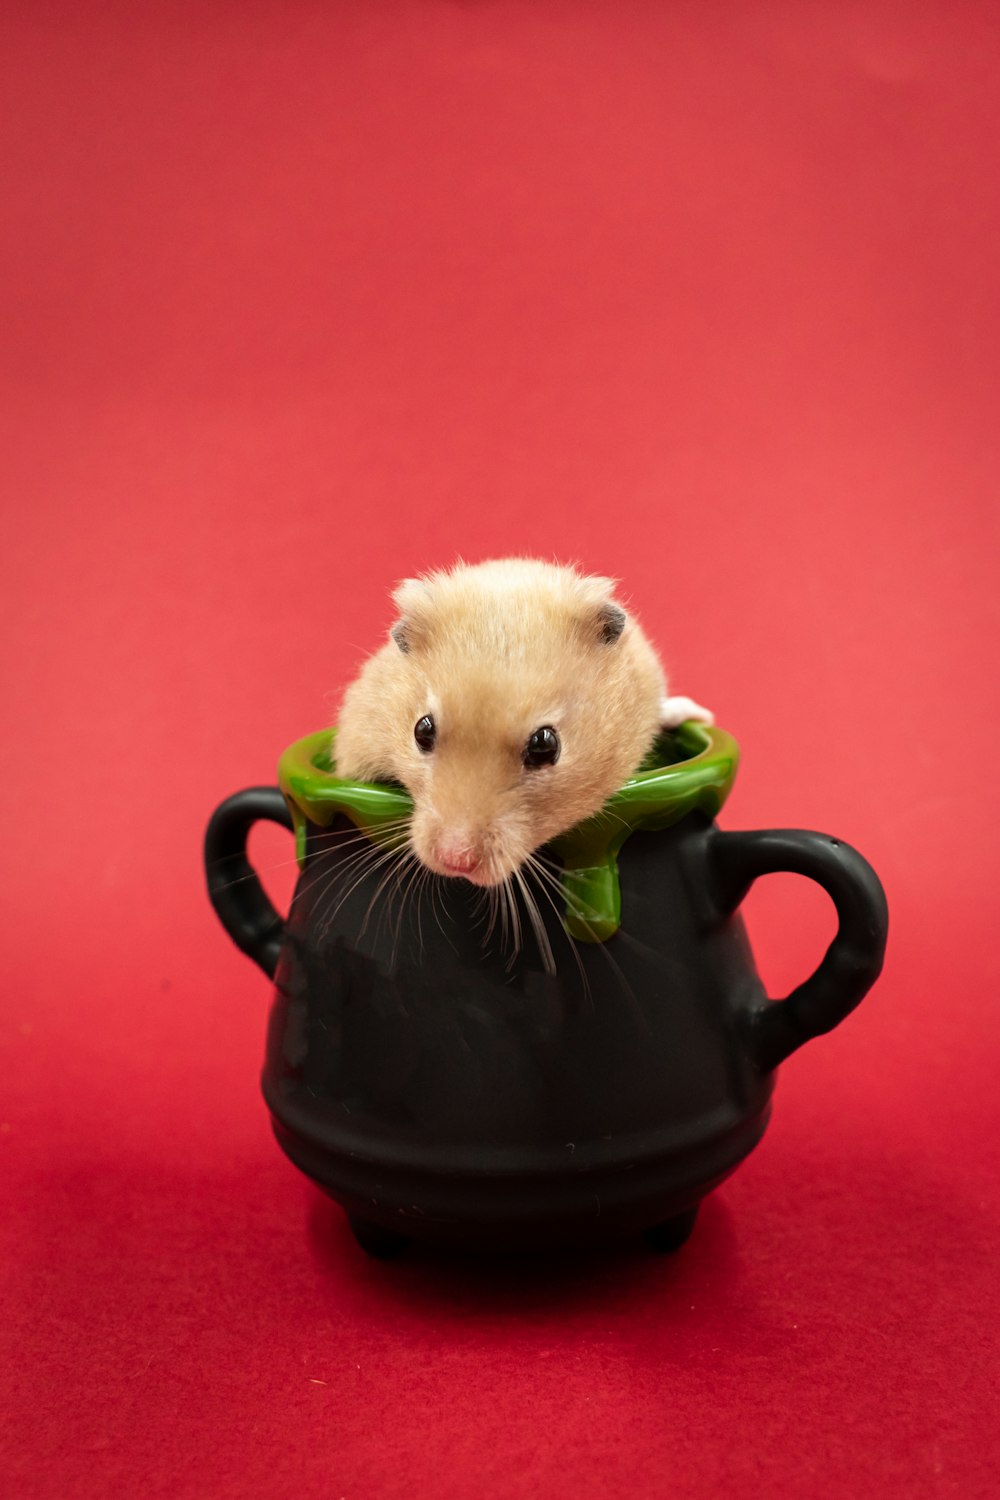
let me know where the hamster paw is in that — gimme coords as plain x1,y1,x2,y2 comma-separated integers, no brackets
659,695,715,730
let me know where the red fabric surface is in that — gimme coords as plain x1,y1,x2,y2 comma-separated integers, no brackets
2,3,998,1496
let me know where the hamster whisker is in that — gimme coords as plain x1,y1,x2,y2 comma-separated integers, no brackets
467,883,494,939
210,848,327,895
307,818,414,848
308,841,392,928
591,809,632,834
303,818,410,840
427,871,457,953
521,854,592,1003
487,885,504,949
288,819,413,923
514,868,557,976
303,821,412,864
493,882,509,955
415,864,433,961
314,824,413,887
372,850,409,963
479,885,501,948
315,840,409,939
537,855,638,1009
375,850,422,966
381,852,424,959
210,817,410,888
209,825,410,897
521,852,576,912
310,847,375,935
399,858,429,965
307,825,413,867
328,834,409,885
467,886,487,924
399,855,441,967
358,847,412,943
504,877,523,973
289,844,340,912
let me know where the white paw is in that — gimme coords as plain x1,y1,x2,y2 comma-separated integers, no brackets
659,695,715,730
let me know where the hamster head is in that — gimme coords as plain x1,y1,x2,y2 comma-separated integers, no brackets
334,559,665,887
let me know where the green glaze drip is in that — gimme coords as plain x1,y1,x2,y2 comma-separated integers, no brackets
551,720,739,941
277,722,739,943
278,730,414,867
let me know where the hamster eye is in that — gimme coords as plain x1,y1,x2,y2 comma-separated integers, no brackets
414,715,436,753
523,726,560,769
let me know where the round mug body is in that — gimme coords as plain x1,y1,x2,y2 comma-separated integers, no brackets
204,727,887,1255
267,811,773,1250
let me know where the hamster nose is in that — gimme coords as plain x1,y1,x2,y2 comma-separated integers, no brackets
434,841,480,877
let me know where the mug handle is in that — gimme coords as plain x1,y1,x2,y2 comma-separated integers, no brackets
709,828,889,1072
204,788,294,979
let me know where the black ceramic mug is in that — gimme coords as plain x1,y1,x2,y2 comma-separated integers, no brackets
205,724,888,1256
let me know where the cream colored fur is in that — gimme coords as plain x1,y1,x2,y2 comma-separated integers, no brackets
336,559,708,887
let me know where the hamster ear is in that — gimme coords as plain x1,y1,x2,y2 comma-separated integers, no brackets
575,575,628,646
389,578,431,654
596,602,627,644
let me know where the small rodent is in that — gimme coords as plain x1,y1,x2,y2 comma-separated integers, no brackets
335,558,713,888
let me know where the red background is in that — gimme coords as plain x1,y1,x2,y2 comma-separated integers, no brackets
2,3,998,1496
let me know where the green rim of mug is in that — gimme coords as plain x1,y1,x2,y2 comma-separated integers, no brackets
277,722,739,942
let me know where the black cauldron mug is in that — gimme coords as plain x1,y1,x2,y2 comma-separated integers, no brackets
204,723,887,1257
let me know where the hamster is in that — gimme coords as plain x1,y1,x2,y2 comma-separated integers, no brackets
335,558,712,889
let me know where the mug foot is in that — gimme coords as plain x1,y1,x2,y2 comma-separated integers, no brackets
642,1206,699,1253
348,1216,410,1259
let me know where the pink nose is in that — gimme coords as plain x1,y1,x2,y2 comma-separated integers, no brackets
435,843,480,876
